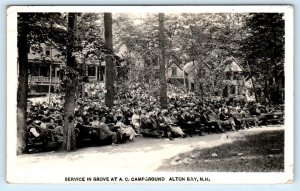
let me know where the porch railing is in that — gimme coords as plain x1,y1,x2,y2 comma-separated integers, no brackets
30,76,60,84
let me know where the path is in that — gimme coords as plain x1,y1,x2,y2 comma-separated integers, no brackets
9,125,283,183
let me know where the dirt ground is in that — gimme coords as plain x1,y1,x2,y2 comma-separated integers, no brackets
158,128,284,172
11,125,283,183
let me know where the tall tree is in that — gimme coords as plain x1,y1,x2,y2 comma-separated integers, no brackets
62,13,78,151
104,13,114,107
16,13,67,154
17,13,29,154
159,13,167,109
242,13,284,103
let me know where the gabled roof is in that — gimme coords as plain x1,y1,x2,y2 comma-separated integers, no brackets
115,43,128,59
167,53,183,70
167,60,183,70
183,61,195,74
28,42,65,64
218,56,244,72
183,59,213,74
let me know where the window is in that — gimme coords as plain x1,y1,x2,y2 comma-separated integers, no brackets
171,67,177,77
230,85,235,94
88,66,96,76
40,65,48,76
226,72,231,80
30,64,39,76
45,50,50,56
233,72,237,80
191,83,195,91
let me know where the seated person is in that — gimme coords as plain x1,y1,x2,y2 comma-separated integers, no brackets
229,108,245,130
99,117,118,146
115,116,137,142
240,107,259,127
167,111,187,138
131,110,140,132
48,117,63,142
193,109,204,135
147,112,159,130
114,109,124,122
91,116,100,127
28,120,51,144
185,110,196,137
123,107,133,126
206,109,225,133
157,110,173,140
219,108,237,131
106,112,116,125
177,109,189,135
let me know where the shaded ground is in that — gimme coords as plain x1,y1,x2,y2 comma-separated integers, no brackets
9,126,284,183
158,129,284,172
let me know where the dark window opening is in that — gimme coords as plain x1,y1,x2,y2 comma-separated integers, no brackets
230,85,235,94
40,65,48,76
45,50,50,56
171,67,177,77
88,66,96,76
226,72,231,80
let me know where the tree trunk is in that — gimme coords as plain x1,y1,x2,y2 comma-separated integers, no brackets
104,13,114,107
17,13,29,155
159,13,167,109
62,13,77,152
246,60,258,102
271,27,280,103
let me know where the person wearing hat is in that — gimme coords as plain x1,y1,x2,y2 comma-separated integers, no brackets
28,120,51,144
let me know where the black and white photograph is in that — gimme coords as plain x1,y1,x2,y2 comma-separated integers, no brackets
6,6,293,184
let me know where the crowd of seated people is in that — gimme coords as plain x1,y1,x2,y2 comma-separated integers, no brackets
25,83,284,152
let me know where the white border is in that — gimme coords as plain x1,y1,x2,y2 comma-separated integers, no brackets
6,5,294,184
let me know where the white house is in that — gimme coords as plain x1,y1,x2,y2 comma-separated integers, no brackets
182,56,255,99
166,61,185,84
27,41,64,86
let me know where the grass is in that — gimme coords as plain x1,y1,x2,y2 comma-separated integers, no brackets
158,130,284,172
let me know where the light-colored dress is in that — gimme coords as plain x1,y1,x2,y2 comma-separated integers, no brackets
115,121,136,140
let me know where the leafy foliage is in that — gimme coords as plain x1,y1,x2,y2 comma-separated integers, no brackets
241,13,284,103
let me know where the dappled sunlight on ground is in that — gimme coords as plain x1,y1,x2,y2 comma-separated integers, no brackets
13,125,283,183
